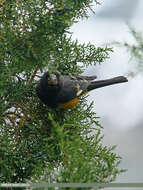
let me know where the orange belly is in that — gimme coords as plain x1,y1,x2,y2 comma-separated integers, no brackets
59,97,79,109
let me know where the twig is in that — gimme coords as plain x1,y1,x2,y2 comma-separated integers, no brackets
28,65,40,86
15,74,25,82
35,74,41,78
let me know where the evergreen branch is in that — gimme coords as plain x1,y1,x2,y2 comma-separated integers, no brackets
0,0,124,184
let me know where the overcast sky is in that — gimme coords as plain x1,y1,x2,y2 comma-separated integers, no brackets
71,0,143,185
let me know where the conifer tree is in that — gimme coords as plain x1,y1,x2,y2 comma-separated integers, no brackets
122,27,143,76
0,0,124,187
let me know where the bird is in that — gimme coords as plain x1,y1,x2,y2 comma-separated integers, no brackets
36,71,128,109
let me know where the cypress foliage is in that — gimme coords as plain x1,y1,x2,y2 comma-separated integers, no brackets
116,26,143,76
0,0,124,187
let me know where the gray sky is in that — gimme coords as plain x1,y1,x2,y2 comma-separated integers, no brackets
71,0,143,185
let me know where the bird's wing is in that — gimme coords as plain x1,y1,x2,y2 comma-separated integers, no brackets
56,75,90,103
75,75,97,81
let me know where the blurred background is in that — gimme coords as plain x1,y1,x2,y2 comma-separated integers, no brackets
71,0,143,186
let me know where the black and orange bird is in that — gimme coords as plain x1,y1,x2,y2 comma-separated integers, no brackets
36,71,128,109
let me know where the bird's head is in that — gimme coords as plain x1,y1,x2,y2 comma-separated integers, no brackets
44,71,60,86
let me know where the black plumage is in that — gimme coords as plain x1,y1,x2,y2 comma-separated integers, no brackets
36,71,128,109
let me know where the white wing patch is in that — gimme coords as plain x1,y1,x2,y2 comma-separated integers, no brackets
76,89,83,96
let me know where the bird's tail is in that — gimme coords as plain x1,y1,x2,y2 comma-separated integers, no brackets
87,76,128,91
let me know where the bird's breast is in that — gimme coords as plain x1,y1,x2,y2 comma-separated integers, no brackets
59,97,79,109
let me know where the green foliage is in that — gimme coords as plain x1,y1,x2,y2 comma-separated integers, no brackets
116,26,143,76
0,0,123,188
